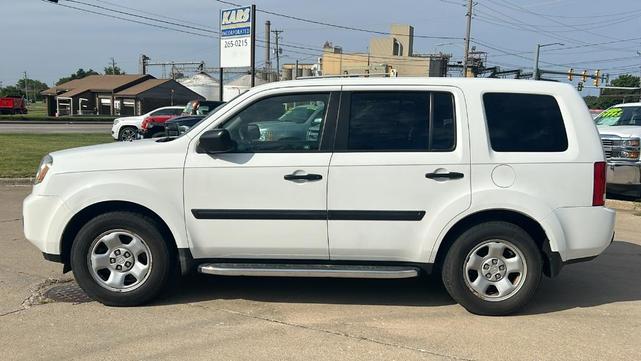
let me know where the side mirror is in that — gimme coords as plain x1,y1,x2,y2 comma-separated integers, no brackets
245,124,261,141
197,129,235,154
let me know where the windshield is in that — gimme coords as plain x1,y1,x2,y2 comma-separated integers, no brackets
595,106,641,126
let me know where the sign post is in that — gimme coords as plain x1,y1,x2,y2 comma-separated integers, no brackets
220,5,256,86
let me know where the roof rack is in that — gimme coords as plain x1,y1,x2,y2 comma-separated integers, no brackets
296,73,394,80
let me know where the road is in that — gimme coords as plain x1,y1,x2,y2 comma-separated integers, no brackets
1,185,640,360
0,121,112,134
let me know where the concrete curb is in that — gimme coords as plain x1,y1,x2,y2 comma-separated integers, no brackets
0,178,33,186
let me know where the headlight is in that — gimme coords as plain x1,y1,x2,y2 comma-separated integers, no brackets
113,119,120,125
623,138,640,147
619,150,640,160
35,154,53,185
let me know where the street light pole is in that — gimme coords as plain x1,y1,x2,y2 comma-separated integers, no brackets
533,42,563,80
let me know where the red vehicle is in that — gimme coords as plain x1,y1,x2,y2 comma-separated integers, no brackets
0,96,28,114
140,113,179,135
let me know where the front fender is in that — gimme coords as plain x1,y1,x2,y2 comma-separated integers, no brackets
43,170,187,254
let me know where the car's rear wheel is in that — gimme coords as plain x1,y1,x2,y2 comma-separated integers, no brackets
442,221,542,316
118,126,137,141
70,211,174,306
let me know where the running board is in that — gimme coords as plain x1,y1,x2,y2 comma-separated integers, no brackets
197,263,419,279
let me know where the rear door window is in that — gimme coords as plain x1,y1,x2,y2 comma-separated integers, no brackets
346,91,455,151
483,93,568,152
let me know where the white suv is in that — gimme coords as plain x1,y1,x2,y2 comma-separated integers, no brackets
23,78,615,315
111,106,184,141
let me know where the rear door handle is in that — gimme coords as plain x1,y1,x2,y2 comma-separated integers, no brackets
425,172,464,180
284,173,323,181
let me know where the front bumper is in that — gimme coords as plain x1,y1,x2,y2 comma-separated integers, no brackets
606,161,641,197
607,161,641,186
23,192,71,257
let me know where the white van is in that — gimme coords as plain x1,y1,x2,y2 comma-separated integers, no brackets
24,78,615,315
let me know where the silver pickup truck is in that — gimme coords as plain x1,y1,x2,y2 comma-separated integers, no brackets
595,103,641,198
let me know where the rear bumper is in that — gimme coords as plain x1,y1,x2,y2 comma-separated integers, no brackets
554,206,616,261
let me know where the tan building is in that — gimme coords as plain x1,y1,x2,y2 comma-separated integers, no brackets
321,24,449,77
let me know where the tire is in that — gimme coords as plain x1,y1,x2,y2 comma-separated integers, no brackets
118,126,138,141
441,221,542,316
70,211,175,306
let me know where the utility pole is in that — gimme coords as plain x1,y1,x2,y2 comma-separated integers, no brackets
533,45,541,80
265,20,271,80
23,71,29,103
462,0,473,78
637,51,641,101
534,42,564,80
250,4,256,87
272,30,283,81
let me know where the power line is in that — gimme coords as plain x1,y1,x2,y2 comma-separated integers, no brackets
44,1,215,38
96,0,217,30
215,0,462,40
66,0,219,35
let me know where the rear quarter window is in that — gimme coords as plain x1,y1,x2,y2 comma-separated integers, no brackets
483,93,568,152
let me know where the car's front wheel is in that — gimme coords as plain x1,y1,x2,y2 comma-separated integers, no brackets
118,126,138,141
441,221,542,316
70,211,174,306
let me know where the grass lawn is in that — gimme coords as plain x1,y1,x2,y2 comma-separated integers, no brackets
0,133,112,178
27,101,47,117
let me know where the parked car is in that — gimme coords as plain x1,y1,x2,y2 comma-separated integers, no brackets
182,100,225,115
139,112,182,136
248,104,325,144
111,106,184,141
0,96,28,114
24,78,614,315
594,103,641,198
142,115,205,138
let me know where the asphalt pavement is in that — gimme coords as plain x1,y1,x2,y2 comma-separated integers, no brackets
1,185,640,360
0,121,112,134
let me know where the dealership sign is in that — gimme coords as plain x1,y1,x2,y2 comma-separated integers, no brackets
220,6,253,68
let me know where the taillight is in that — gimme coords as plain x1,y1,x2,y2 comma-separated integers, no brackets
593,161,606,206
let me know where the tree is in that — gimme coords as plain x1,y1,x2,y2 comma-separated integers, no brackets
56,68,99,85
584,74,640,109
105,58,125,75
0,79,49,101
0,85,23,97
104,65,125,75
16,78,49,101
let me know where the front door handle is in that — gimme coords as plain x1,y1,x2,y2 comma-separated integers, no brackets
284,173,323,181
425,172,464,180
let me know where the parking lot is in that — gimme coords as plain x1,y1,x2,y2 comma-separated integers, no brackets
0,184,638,360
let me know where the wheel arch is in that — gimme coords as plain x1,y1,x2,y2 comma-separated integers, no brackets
432,208,563,278
59,201,182,273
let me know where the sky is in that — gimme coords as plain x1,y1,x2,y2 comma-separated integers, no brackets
1,0,640,96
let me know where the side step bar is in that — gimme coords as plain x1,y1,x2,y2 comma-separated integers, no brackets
198,263,419,279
